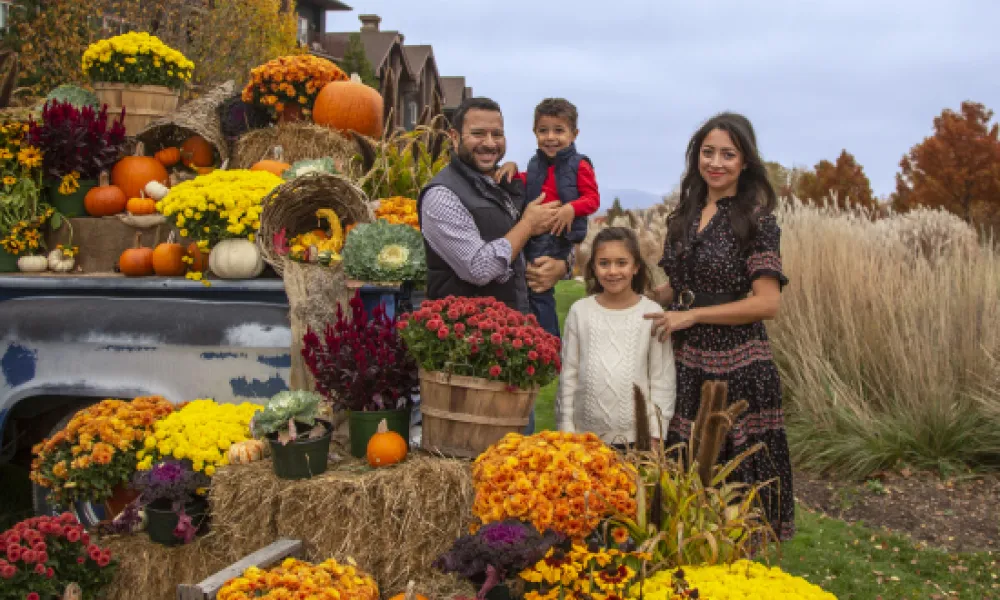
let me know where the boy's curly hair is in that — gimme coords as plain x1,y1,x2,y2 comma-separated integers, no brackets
533,98,578,130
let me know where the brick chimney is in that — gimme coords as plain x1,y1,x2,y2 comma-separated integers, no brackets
359,14,381,32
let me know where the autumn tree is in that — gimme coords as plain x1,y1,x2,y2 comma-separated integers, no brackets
794,150,875,209
764,160,809,201
893,101,1000,227
5,0,93,94
338,33,378,88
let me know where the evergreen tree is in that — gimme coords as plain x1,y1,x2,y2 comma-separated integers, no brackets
338,32,378,88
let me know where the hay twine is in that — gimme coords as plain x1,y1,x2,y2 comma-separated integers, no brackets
136,80,236,162
257,172,372,276
232,122,359,172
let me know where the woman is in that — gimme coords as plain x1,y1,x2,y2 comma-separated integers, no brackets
645,112,795,541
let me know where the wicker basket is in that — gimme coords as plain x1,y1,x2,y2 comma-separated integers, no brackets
93,83,180,137
136,81,235,164
419,370,539,458
257,172,372,277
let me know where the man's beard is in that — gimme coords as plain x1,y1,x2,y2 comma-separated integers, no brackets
457,141,503,174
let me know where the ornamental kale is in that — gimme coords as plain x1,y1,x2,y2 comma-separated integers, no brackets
342,220,426,284
433,519,563,594
132,459,209,508
27,99,127,180
302,290,418,412
250,390,326,443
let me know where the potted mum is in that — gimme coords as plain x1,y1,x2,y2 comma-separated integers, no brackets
132,460,210,546
398,297,561,457
251,391,332,480
27,99,127,217
302,290,419,459
241,54,349,122
0,120,46,271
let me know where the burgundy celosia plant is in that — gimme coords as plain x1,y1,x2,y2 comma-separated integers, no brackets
27,99,127,180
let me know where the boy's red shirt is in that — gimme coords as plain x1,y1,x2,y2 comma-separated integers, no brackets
512,160,600,217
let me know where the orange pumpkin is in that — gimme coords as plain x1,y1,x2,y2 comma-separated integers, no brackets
188,165,215,175
366,418,408,467
126,193,157,216
154,146,181,167
112,142,169,200
227,439,269,465
84,171,127,217
180,135,214,167
187,242,209,272
312,73,384,138
152,231,186,276
251,146,290,177
119,233,154,277
388,581,427,600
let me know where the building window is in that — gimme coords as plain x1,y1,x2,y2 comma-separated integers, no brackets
298,16,309,46
406,100,418,130
1,1,12,31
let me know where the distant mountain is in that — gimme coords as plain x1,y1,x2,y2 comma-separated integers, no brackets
601,189,664,212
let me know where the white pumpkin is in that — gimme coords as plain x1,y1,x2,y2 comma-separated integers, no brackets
17,255,48,272
144,180,170,201
209,239,264,279
47,249,75,272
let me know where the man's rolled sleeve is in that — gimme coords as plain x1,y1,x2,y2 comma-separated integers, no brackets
421,186,514,286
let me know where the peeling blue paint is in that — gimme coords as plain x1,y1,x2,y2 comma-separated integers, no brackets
1,343,37,387
230,375,287,398
201,352,247,360
98,345,156,352
257,353,291,368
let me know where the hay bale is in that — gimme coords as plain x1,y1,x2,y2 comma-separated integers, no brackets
137,81,235,163
102,533,232,600
210,454,475,595
232,122,359,172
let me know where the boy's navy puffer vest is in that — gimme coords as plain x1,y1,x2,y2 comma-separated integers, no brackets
523,143,591,262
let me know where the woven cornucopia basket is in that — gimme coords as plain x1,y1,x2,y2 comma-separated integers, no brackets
136,80,235,163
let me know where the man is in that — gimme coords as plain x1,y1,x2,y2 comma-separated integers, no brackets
418,97,570,314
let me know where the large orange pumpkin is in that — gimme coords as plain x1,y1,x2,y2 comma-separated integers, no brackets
111,142,169,201
180,135,214,167
366,419,408,467
119,233,154,277
152,231,186,276
187,242,209,272
251,146,290,177
155,146,181,167
312,73,384,138
84,171,127,217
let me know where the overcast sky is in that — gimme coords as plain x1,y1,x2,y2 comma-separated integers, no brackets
330,1,1000,199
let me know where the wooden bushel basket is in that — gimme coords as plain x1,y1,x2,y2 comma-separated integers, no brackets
93,82,180,137
419,370,538,458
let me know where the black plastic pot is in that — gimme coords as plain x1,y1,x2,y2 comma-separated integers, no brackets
145,497,208,546
267,422,333,480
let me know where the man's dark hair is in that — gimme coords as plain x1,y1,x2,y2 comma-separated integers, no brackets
450,97,502,133
533,98,578,130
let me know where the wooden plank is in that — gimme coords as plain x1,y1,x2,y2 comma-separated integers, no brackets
176,538,304,600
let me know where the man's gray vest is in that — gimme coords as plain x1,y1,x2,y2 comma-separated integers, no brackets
418,156,529,313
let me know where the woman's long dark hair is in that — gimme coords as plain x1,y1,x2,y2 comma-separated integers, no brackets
666,112,777,254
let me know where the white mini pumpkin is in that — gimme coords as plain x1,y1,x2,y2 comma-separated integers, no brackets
17,255,48,272
209,238,264,279
47,249,75,272
143,180,170,201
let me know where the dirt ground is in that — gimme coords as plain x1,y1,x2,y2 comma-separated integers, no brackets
793,468,1000,553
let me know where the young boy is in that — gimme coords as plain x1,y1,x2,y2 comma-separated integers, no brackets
497,98,601,337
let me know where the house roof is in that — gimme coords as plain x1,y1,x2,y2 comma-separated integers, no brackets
402,45,433,77
301,0,352,10
322,30,408,77
440,76,468,108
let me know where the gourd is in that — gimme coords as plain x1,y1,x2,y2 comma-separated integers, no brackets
250,146,290,177
208,238,264,279
187,242,210,272
84,171,127,217
152,231,186,276
47,249,75,272
312,73,384,138
126,192,157,216
17,255,48,272
180,135,214,168
366,418,407,467
227,439,270,465
144,180,170,201
111,142,169,200
154,146,181,167
119,233,154,276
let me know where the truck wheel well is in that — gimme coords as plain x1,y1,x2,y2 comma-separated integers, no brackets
3,396,101,464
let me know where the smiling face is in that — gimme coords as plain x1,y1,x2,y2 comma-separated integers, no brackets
593,240,640,296
698,128,744,198
450,108,506,174
533,115,578,158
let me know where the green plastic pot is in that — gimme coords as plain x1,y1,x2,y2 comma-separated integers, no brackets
0,246,17,273
144,497,208,546
347,406,411,459
45,178,96,218
268,423,332,480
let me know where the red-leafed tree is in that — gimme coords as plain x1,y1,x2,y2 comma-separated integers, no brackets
892,101,1000,227
795,150,875,209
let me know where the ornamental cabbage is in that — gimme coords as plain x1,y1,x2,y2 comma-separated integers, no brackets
342,220,425,283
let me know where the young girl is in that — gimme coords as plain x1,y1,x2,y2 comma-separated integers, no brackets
557,227,676,445
644,112,795,541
